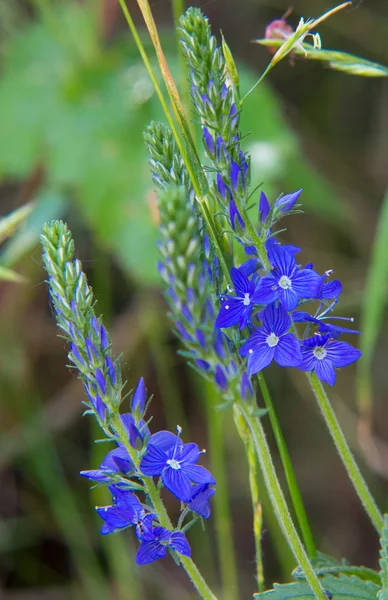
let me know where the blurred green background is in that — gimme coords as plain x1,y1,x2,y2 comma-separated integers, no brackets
1,0,388,598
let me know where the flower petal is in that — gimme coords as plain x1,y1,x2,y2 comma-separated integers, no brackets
189,484,216,519
170,532,191,557
261,303,291,336
148,431,179,452
183,464,216,485
292,268,322,300
136,541,167,565
240,330,268,357
278,286,299,311
326,341,362,368
140,444,167,476
247,344,275,376
216,297,246,329
231,267,250,295
274,334,302,367
162,468,193,502
251,276,278,305
315,359,337,386
268,243,296,276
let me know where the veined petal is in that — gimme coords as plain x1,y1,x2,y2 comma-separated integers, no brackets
299,348,317,371
278,286,299,311
189,484,216,519
261,302,291,336
240,330,268,357
292,311,317,324
274,334,302,367
251,276,278,305
140,444,167,476
170,532,191,557
216,297,247,329
315,359,337,386
178,442,201,464
162,468,192,502
183,464,216,485
247,344,275,375
321,280,342,299
136,540,167,565
268,243,296,276
231,267,250,295
326,341,362,368
148,431,178,452
292,268,322,299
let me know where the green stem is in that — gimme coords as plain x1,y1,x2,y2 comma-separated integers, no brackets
309,372,383,533
110,413,218,599
204,380,240,600
257,373,316,558
236,402,327,600
234,412,264,592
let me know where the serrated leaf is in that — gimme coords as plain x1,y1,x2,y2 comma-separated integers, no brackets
255,574,379,600
292,552,380,585
378,514,388,599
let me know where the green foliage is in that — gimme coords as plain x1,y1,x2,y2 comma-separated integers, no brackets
292,552,381,586
255,574,380,600
256,39,388,78
378,515,388,600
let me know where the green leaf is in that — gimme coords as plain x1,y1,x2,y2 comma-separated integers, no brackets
0,203,34,245
255,40,388,78
293,553,380,586
255,574,379,600
378,515,388,599
0,265,26,283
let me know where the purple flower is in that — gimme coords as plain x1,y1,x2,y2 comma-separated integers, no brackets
121,413,149,448
274,189,303,213
96,486,146,535
136,514,191,565
140,431,215,502
189,484,216,519
216,267,258,330
253,244,321,311
259,191,270,223
203,127,215,155
80,440,135,483
240,303,302,375
299,334,362,385
229,197,245,230
292,309,359,338
132,377,146,413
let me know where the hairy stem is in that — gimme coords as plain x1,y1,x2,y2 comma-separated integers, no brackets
309,373,383,532
235,403,327,600
257,373,316,558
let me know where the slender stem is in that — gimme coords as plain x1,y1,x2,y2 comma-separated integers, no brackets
309,372,383,533
204,380,240,600
257,373,316,558
171,0,192,124
110,413,218,599
235,403,327,600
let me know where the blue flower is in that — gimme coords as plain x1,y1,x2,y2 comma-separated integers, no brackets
253,244,321,311
136,514,191,565
80,444,134,483
292,308,359,338
96,486,147,535
229,197,245,230
299,334,362,385
216,267,258,329
189,484,216,519
131,377,147,414
240,303,302,375
140,431,215,502
274,189,303,213
259,191,270,223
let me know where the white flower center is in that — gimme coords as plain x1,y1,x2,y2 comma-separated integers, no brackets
243,293,251,306
278,275,292,289
167,459,181,470
313,347,327,360
266,333,279,347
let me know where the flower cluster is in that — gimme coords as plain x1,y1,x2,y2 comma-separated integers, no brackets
177,8,362,387
41,221,216,567
144,122,254,402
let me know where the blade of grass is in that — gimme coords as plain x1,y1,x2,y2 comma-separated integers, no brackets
357,188,388,439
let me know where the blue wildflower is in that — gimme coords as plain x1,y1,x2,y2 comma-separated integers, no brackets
216,267,258,329
189,484,216,519
240,303,302,375
274,189,303,213
132,377,147,414
80,445,134,483
229,196,245,230
96,486,147,535
254,244,321,311
299,334,362,385
136,514,191,565
140,430,215,503
259,191,270,223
